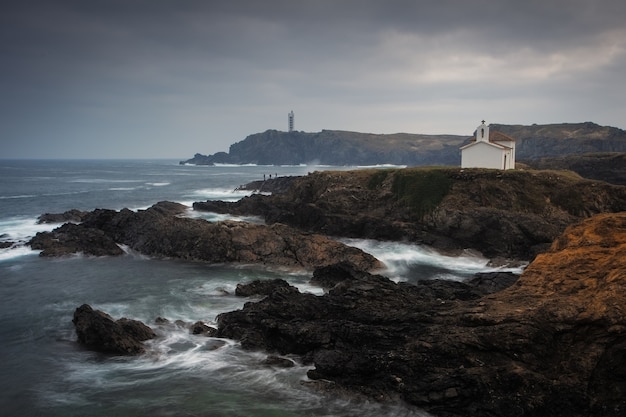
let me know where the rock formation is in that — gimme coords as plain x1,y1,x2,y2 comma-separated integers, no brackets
195,168,626,260
72,304,156,355
216,212,626,417
29,201,381,271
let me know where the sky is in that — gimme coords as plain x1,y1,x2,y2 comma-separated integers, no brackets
2,0,626,159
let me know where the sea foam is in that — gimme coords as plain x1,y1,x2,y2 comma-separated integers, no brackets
341,238,525,281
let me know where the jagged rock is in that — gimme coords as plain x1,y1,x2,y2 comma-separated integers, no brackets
37,209,88,224
30,223,124,256
216,213,626,416
72,304,156,355
465,271,519,295
234,176,300,194
235,279,295,297
28,202,381,271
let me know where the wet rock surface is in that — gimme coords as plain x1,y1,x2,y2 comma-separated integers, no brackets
28,201,381,271
72,304,156,355
216,213,626,416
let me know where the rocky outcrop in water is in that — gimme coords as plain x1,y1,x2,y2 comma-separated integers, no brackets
216,212,626,417
29,201,381,271
195,168,626,260
72,304,156,355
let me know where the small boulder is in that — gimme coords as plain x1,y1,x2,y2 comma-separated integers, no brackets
72,304,155,355
191,321,218,337
235,279,295,297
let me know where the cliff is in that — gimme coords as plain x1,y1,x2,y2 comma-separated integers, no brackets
181,122,626,167
183,130,465,166
194,167,626,260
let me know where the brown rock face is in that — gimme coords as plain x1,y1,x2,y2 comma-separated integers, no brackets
491,212,626,323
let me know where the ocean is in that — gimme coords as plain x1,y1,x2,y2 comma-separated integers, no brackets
0,159,521,417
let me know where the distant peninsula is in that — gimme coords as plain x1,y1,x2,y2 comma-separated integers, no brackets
181,122,626,167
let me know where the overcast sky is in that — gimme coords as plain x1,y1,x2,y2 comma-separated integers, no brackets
2,0,625,159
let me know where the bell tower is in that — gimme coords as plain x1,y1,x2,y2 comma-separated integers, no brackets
476,120,489,142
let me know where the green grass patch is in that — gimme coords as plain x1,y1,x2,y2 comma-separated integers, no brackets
367,169,393,189
391,169,453,218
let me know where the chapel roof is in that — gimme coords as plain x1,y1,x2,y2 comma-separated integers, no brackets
466,130,516,144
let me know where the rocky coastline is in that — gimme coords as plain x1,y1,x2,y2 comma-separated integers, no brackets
71,213,626,416
27,166,626,416
215,213,626,416
195,167,626,260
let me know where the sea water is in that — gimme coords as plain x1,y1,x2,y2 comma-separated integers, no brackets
0,160,522,417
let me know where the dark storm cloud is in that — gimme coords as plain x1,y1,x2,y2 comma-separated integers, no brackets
1,0,625,158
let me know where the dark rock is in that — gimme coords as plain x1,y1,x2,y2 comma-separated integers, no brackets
235,279,295,297
28,202,382,271
310,262,360,290
0,241,13,249
216,211,626,417
29,223,124,257
466,271,519,295
191,321,218,337
261,355,296,368
235,176,300,194
72,304,155,355
117,317,158,342
37,209,88,224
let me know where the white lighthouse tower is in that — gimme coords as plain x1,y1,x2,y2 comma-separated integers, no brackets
288,110,294,132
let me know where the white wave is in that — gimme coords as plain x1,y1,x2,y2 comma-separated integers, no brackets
145,182,170,187
355,164,408,169
108,187,137,191
188,211,264,224
0,194,37,200
0,245,40,261
186,187,252,202
0,216,58,242
70,179,142,184
341,238,525,281
213,163,259,167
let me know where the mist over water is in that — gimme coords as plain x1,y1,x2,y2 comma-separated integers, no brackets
0,160,506,416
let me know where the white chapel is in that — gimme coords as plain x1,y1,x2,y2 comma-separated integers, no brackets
460,120,516,170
